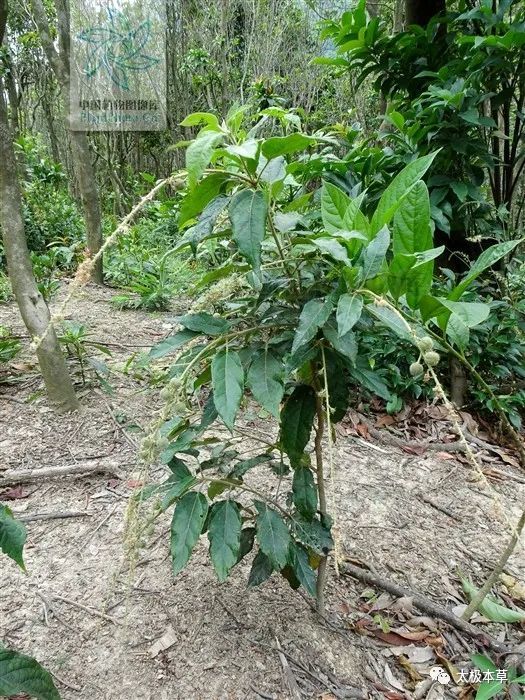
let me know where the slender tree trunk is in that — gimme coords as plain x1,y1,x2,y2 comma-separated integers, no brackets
405,0,445,27
31,0,103,284
0,3,78,412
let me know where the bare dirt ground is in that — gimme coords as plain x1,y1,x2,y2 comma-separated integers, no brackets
1,285,524,700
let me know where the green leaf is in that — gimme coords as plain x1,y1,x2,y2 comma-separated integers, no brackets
0,647,60,700
312,237,350,264
180,112,220,129
475,681,504,700
261,133,315,160
463,579,525,623
288,542,316,597
280,385,316,467
292,515,333,556
388,253,415,300
181,196,230,254
336,294,363,336
186,131,223,189
229,453,274,479
237,527,256,563
0,504,26,570
292,297,333,354
322,318,357,363
149,329,200,360
211,348,244,431
361,226,390,280
229,189,268,272
349,364,391,401
161,460,197,511
247,550,274,587
366,303,412,341
179,172,231,226
392,181,434,307
472,654,497,673
449,239,522,301
292,466,318,519
207,500,242,582
171,492,208,575
441,300,490,328
370,153,438,233
255,501,291,569
179,312,229,336
321,182,350,233
246,349,284,418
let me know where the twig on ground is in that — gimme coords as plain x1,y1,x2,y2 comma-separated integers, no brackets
0,461,122,486
341,561,510,655
48,592,121,625
419,494,462,522
274,635,302,700
16,511,91,523
49,670,82,692
80,504,118,549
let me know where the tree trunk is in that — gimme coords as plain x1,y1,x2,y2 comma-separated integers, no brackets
31,0,103,284
0,11,79,412
405,0,445,27
449,355,467,408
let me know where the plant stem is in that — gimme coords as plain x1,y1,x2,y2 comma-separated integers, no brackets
462,508,525,620
313,369,328,614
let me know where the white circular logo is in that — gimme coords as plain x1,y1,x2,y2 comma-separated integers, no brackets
430,667,451,685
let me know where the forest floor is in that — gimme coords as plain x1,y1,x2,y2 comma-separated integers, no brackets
1,284,524,700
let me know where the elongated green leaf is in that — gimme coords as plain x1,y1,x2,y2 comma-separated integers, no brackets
179,172,230,227
0,648,59,700
472,654,497,673
280,385,316,466
171,492,208,575
312,237,350,263
292,466,318,519
441,300,490,328
463,580,525,623
229,453,274,479
0,505,26,570
361,226,390,280
322,318,357,363
288,542,316,597
229,189,268,272
180,112,220,129
248,550,274,587
370,153,438,233
179,312,229,336
181,196,230,254
149,329,200,360
342,191,367,231
336,294,363,337
186,131,223,189
255,501,290,569
292,515,333,556
208,500,242,582
161,460,197,511
321,182,350,233
393,181,434,307
246,349,284,418
349,364,391,401
292,297,333,354
475,681,504,700
212,348,244,431
237,527,256,564
388,253,415,300
366,303,412,341
393,181,432,255
449,239,523,301
261,133,315,160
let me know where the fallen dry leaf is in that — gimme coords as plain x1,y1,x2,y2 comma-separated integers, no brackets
149,625,177,658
